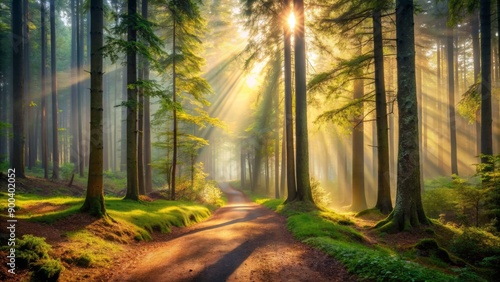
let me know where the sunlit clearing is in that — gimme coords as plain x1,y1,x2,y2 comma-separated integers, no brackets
288,12,296,31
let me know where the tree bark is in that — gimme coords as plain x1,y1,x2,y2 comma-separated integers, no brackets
480,0,493,164
284,16,297,202
125,0,139,201
41,0,48,179
351,43,367,212
50,0,59,179
143,0,153,194
11,0,25,178
81,0,106,217
377,0,428,232
293,0,314,204
70,0,79,173
373,8,392,214
170,17,178,200
447,23,458,175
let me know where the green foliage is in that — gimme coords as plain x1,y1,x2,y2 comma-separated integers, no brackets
308,237,466,282
175,163,224,206
32,258,63,282
457,82,480,124
16,235,51,268
450,227,500,264
310,177,332,208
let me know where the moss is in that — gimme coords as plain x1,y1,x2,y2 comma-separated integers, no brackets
415,238,454,265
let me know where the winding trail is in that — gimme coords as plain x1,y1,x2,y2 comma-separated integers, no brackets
111,184,355,281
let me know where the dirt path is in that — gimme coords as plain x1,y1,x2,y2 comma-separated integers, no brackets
111,184,355,282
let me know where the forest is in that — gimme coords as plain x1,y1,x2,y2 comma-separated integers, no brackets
0,0,500,281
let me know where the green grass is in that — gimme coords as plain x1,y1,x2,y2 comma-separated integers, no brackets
0,193,213,241
106,198,212,240
251,194,486,282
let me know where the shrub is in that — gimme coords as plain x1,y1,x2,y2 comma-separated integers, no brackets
311,177,331,208
32,258,63,282
450,227,500,264
17,235,51,268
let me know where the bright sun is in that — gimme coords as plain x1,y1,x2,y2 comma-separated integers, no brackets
288,12,296,31
246,75,258,88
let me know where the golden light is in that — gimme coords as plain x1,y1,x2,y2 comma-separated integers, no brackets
288,12,296,31
246,75,258,88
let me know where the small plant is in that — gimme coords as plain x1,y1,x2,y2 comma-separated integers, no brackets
310,177,331,207
32,258,63,282
17,235,51,268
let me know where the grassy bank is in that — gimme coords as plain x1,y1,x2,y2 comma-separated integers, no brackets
253,197,489,282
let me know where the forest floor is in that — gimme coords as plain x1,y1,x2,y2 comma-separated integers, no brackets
109,183,356,282
0,176,356,281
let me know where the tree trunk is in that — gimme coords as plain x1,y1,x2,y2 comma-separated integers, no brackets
70,0,79,173
50,0,59,179
241,141,246,188
274,87,280,199
41,0,48,179
284,18,296,202
138,45,145,196
447,23,458,175
373,8,392,214
351,43,367,212
11,0,25,178
480,0,493,164
170,17,177,200
77,0,84,177
377,0,428,232
81,0,106,217
125,0,139,201
143,0,153,193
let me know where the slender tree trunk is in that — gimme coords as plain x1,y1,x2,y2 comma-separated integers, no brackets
170,18,178,200
77,0,84,177
241,142,246,188
274,88,280,199
81,0,106,217
24,0,35,170
121,67,127,172
41,0,48,179
480,0,493,164
373,8,392,214
125,0,139,200
447,23,458,175
143,0,153,193
377,0,428,232
50,0,59,179
138,47,145,196
11,0,25,178
351,43,367,212
284,1,296,203
293,0,314,204
70,0,79,173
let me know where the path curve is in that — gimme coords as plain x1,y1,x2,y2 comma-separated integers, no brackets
111,184,355,282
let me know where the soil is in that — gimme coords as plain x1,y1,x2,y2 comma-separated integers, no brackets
108,184,357,282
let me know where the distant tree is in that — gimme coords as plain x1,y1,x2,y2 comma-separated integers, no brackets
11,0,25,178
40,0,48,179
81,0,106,217
446,2,458,175
294,0,315,204
50,0,59,179
376,0,429,232
479,0,492,167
